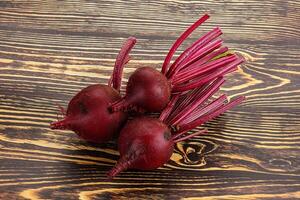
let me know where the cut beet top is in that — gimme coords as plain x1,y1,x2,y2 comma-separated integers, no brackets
110,14,244,113
50,37,136,143
107,77,245,178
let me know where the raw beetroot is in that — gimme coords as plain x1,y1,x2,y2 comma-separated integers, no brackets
110,14,244,113
111,67,171,112
50,37,136,143
107,77,245,178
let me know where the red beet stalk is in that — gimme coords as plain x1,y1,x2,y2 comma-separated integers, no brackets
110,14,244,113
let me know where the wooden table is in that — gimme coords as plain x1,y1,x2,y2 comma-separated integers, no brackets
0,1,299,199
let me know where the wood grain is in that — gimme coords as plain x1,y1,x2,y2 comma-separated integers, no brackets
0,0,299,199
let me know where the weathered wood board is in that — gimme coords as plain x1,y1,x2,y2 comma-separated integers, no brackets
0,0,299,199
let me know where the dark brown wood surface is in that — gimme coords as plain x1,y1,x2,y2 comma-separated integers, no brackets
0,0,299,199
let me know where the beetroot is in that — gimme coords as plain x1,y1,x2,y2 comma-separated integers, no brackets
111,67,171,112
107,77,245,178
50,37,136,143
110,14,244,113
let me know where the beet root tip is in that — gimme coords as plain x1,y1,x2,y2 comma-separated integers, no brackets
107,156,133,179
106,166,121,179
50,119,70,130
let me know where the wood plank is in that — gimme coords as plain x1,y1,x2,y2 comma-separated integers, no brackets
0,0,299,199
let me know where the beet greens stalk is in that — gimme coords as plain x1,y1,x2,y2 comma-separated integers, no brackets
110,14,244,113
108,37,136,92
107,77,245,178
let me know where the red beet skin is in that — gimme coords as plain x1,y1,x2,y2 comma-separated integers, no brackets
107,117,174,177
51,85,127,142
119,117,173,169
111,67,171,112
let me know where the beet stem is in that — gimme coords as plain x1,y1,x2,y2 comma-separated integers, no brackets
166,88,204,124
173,129,207,143
170,38,223,80
161,14,210,75
124,55,131,65
110,37,136,92
173,54,236,85
166,87,205,122
175,46,229,77
108,55,131,86
178,96,245,133
167,27,222,78
159,94,180,121
180,94,227,125
169,77,225,125
172,57,244,93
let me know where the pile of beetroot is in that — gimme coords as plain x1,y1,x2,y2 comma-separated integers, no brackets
50,14,245,178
